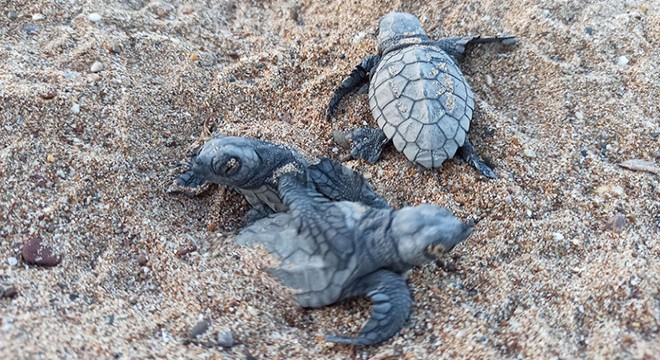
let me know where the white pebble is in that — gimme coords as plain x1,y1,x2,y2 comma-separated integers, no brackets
575,111,584,120
552,232,565,241
90,61,104,73
353,31,366,44
216,330,234,348
485,75,493,86
88,13,102,22
32,13,44,21
70,103,80,114
7,257,18,266
523,148,536,158
617,56,629,69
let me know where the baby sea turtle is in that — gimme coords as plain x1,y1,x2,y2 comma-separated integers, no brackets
237,173,473,345
174,135,387,221
326,12,516,178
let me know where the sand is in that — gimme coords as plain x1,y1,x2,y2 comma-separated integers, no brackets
1,0,658,359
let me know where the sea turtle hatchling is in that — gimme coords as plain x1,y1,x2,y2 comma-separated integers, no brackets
326,12,516,178
237,173,474,345
174,135,388,222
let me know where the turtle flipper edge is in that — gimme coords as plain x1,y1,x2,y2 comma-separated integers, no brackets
325,270,412,346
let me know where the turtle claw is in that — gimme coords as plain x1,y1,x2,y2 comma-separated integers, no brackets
345,128,388,163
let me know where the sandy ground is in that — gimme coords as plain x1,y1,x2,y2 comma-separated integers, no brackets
1,0,659,359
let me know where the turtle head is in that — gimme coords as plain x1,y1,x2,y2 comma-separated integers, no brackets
376,12,428,53
190,135,307,189
391,204,473,266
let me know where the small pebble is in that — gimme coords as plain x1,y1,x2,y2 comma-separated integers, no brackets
216,330,234,348
70,103,80,114
333,130,350,149
88,13,102,22
353,31,366,44
1,287,18,299
190,320,209,339
552,232,564,241
7,11,18,20
523,148,536,158
110,44,122,54
617,56,629,69
575,111,584,120
7,257,18,266
32,13,44,21
584,27,593,35
485,74,493,86
137,254,148,266
22,25,39,35
47,154,56,163
21,236,62,267
90,61,104,73
40,91,56,100
605,214,626,232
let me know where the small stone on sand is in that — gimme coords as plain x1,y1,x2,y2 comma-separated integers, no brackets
91,61,104,73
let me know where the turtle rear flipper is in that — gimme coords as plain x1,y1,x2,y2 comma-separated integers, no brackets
325,270,412,346
456,138,497,179
326,55,381,121
309,157,389,208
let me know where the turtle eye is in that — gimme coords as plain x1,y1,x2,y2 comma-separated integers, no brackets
222,157,240,176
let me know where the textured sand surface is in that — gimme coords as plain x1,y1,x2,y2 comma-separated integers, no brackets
1,0,658,359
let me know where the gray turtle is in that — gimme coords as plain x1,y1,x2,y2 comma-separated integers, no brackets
327,12,516,178
174,135,388,221
237,173,473,345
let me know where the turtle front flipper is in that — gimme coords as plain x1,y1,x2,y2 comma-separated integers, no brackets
308,157,389,208
345,127,389,164
434,35,517,63
326,55,381,121
325,270,412,346
457,138,498,179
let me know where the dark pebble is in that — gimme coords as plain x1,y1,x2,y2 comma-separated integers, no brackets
69,293,79,301
482,128,496,138
176,244,197,258
22,236,62,266
7,11,18,20
585,27,593,35
190,320,209,339
1,286,18,299
137,254,148,266
40,91,56,100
